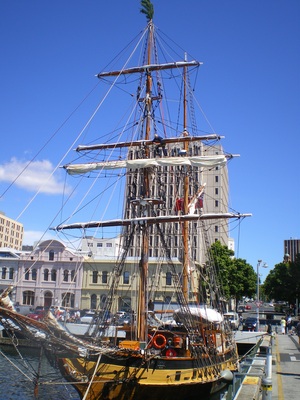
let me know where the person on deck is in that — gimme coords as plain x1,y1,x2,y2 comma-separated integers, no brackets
153,134,167,156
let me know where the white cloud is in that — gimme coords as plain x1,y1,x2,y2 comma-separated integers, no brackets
0,158,70,194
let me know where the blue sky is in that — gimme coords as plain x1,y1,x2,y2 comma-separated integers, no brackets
1,0,299,282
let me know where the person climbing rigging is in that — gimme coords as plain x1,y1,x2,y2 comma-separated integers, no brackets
153,133,167,156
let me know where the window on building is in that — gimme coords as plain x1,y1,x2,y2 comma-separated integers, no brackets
215,176,219,183
97,243,103,247
25,268,30,280
92,271,98,284
49,250,54,261
62,292,74,308
215,200,219,207
1,267,7,280
123,271,130,284
102,271,108,284
166,271,172,286
71,270,75,282
91,294,97,309
106,242,112,247
63,270,69,282
100,294,107,308
9,268,14,280
23,290,34,306
215,225,219,232
87,242,93,247
215,188,219,195
32,269,37,281
51,269,57,282
44,269,49,281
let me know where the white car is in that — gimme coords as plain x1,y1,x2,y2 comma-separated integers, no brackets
80,312,95,324
224,312,239,329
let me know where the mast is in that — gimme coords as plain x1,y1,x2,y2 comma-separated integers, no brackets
182,54,189,302
138,3,154,341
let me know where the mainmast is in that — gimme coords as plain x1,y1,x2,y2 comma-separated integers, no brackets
182,56,189,302
138,0,154,342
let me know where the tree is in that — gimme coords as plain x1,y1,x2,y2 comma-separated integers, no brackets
229,258,257,305
209,242,256,307
263,262,290,301
263,255,300,305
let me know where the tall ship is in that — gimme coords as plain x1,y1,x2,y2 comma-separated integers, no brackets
0,1,251,399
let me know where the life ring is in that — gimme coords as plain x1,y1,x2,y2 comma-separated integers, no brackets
165,348,177,357
147,334,153,349
153,334,167,350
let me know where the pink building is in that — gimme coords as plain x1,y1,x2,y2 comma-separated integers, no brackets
15,240,84,309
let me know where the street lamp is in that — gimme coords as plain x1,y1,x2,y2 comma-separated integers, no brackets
256,260,268,332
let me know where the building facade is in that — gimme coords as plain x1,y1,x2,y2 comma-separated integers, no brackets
80,255,198,313
0,212,24,250
284,239,300,262
0,248,20,302
123,142,230,266
1,239,197,313
15,240,84,309
81,237,121,257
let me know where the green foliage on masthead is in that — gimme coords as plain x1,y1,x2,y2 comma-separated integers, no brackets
140,0,154,22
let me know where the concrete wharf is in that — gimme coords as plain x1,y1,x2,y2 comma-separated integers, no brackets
233,332,300,400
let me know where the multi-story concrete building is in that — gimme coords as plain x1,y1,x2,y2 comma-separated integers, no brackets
284,239,300,262
123,142,230,266
202,144,229,247
0,212,24,250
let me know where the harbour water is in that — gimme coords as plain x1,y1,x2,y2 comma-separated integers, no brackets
0,346,80,399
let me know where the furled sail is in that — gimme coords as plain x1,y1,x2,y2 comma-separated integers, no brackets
64,155,227,175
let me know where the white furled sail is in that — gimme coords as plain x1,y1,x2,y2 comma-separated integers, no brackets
64,155,227,175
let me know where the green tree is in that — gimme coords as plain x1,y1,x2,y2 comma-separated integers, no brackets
209,242,256,307
263,255,300,305
229,258,257,305
263,262,290,301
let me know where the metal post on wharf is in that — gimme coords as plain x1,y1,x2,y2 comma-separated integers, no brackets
261,344,272,399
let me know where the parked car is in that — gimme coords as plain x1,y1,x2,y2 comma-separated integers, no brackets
80,311,96,324
27,310,47,321
224,312,239,330
244,304,252,310
116,313,132,326
237,305,245,313
14,305,34,316
242,317,257,331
